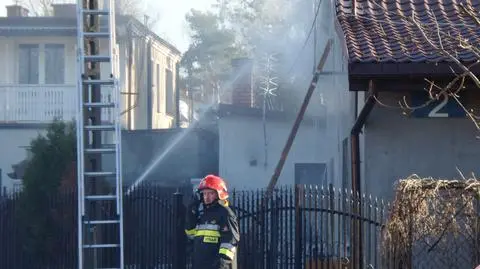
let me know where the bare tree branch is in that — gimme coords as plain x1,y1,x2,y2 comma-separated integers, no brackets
17,0,53,16
354,1,480,132
410,13,480,89
460,3,480,26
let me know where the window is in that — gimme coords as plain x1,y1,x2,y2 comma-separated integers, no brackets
18,44,39,84
165,68,174,115
45,44,65,84
294,163,327,185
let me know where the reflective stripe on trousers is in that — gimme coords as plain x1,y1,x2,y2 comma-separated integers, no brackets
219,243,236,260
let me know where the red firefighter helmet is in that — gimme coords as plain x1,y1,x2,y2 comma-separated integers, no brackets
198,174,229,200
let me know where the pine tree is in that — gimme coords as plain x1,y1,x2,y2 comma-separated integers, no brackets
16,120,77,265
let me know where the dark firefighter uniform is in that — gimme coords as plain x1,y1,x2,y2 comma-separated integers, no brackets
185,201,240,269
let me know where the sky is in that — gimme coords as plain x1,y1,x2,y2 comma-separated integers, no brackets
143,0,216,52
0,0,216,52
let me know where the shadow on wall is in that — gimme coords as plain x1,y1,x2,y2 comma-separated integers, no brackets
104,128,219,188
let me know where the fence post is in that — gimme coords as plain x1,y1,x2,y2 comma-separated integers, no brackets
172,191,186,269
0,168,2,195
294,185,303,269
269,197,279,269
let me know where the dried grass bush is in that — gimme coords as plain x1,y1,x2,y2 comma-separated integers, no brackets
382,174,480,268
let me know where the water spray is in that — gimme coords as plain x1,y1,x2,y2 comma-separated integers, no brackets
126,62,254,195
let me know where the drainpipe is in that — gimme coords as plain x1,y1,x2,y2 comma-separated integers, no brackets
350,80,376,194
349,79,376,269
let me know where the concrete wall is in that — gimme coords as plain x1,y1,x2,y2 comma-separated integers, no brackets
364,91,480,201
218,113,328,190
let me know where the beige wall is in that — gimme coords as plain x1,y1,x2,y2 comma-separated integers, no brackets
150,39,181,129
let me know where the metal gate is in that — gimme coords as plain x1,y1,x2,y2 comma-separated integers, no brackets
230,185,386,269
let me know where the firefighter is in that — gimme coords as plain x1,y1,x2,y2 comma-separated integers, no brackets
185,175,240,269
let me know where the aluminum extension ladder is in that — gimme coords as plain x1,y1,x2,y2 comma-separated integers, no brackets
75,0,124,268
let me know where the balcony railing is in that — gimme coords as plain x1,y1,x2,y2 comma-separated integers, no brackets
0,84,114,124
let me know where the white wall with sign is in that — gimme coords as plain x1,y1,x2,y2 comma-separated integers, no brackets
361,91,480,201
410,91,466,118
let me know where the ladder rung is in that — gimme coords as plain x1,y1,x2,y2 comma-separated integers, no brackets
84,102,115,108
83,244,120,249
82,9,109,15
84,55,111,62
85,195,117,201
84,171,116,177
84,220,120,225
84,125,115,131
83,79,114,85
84,32,110,38
102,144,117,148
85,148,116,154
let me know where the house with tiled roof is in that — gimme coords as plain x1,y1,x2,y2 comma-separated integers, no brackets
335,0,480,200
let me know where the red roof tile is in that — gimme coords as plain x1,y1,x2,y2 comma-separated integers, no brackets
336,0,480,63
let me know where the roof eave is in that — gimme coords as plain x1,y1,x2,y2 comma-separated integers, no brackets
349,61,480,79
119,15,181,55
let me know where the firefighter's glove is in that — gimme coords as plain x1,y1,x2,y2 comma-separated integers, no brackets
220,258,231,269
214,258,231,269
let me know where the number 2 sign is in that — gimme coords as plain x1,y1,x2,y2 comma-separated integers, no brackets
410,91,466,118
427,92,449,117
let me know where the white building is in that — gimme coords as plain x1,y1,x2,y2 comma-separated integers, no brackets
218,103,330,190
0,4,181,193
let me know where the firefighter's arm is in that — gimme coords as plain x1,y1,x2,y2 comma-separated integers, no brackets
185,198,200,239
218,211,240,261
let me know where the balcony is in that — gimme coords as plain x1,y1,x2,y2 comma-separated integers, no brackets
0,84,115,124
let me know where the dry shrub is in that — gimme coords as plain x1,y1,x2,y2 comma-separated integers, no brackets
382,175,480,268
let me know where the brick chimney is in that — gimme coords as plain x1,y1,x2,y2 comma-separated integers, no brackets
6,5,29,17
230,58,254,107
52,4,76,18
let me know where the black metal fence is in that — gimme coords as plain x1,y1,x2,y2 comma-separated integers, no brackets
0,184,387,269
231,185,386,269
